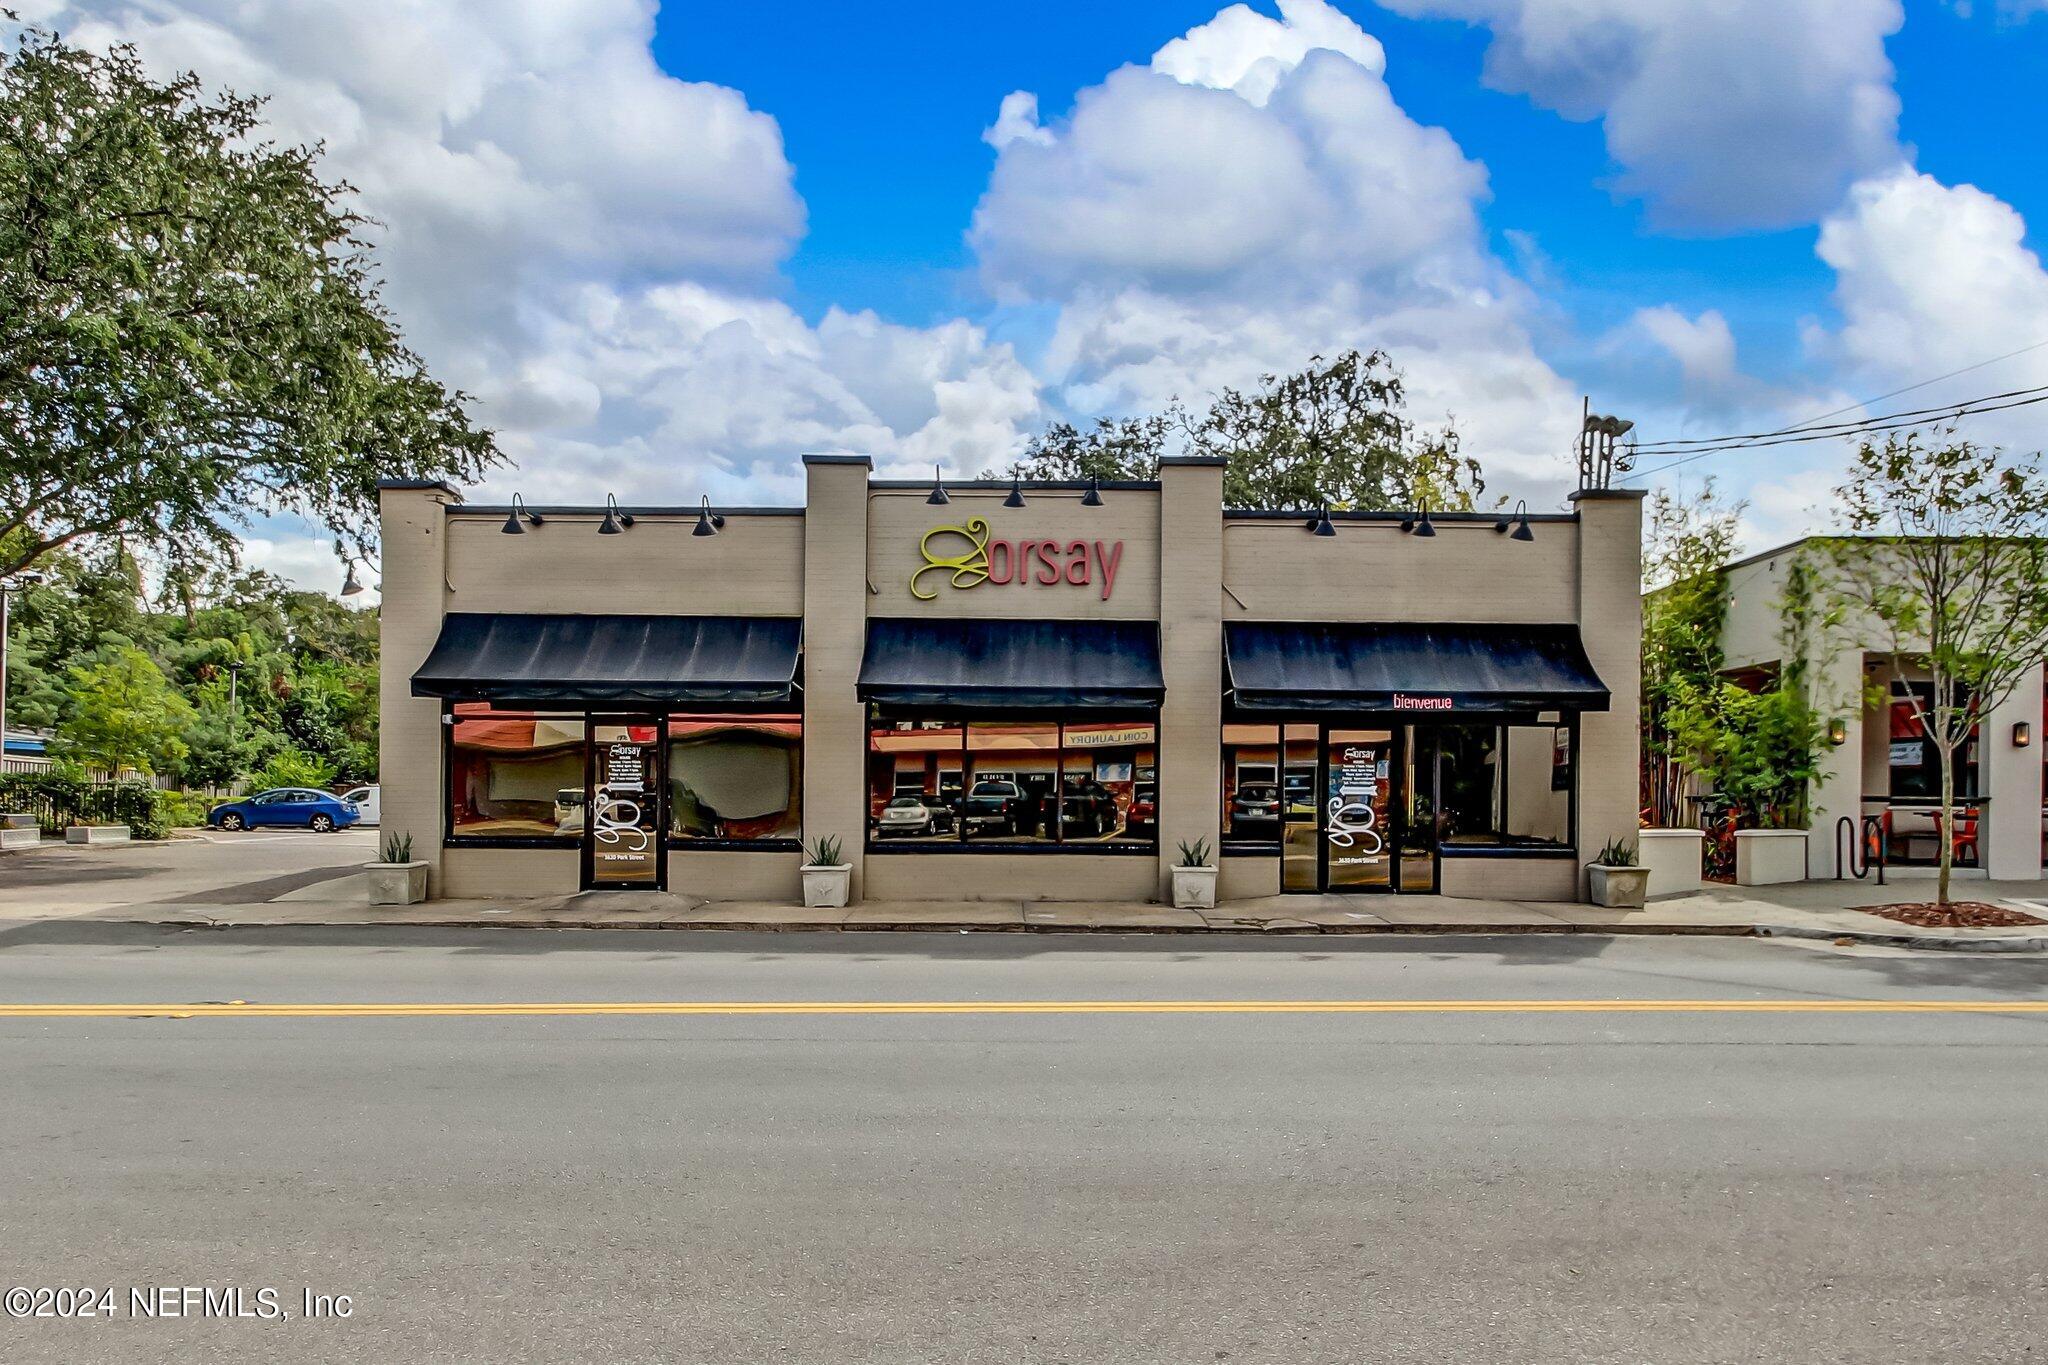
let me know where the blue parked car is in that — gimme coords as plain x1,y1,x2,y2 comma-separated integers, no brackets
207,788,362,833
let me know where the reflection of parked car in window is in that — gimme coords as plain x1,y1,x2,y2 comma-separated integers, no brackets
1230,783,1281,836
553,788,586,834
1060,779,1119,838
1126,786,1156,838
962,780,1025,837
877,795,954,837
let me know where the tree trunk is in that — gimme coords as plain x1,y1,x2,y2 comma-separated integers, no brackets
1937,742,1954,908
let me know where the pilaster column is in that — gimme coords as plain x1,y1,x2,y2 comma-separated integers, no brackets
801,455,873,900
1568,488,1645,897
1984,663,2043,881
1156,457,1224,901
377,480,456,895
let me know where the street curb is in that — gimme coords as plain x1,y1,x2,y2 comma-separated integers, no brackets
1757,924,2048,953
72,916,1763,937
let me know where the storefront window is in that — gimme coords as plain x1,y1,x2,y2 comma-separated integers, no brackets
1221,723,1281,843
1888,684,1979,799
1432,721,1573,850
667,714,801,843
448,706,586,840
866,713,1156,849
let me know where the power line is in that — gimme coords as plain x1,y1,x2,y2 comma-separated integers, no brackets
1632,381,2048,451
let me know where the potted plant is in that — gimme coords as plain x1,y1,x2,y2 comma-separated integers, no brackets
801,835,852,909
365,831,429,906
1587,836,1650,908
1171,838,1217,909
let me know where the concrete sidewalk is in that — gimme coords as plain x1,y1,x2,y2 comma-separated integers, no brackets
12,872,2047,950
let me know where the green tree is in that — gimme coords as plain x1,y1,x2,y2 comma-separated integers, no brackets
0,28,500,581
1819,433,2048,906
1640,484,1742,825
1007,350,1480,511
56,645,194,775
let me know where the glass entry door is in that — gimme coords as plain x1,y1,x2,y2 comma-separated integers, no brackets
1325,730,1394,890
583,720,665,890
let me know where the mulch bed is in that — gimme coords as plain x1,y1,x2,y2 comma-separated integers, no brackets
1854,901,2047,929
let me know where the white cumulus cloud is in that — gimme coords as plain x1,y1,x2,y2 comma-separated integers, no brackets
1378,0,1904,231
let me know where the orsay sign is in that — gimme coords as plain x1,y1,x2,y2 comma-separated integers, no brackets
912,516,1125,602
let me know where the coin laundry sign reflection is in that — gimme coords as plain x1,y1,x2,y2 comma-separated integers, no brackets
912,517,1124,602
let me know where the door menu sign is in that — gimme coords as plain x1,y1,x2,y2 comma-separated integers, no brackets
593,740,658,883
913,516,1125,602
1327,744,1385,865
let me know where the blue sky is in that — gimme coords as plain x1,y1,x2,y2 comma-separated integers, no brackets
31,0,2048,584
662,1,2046,414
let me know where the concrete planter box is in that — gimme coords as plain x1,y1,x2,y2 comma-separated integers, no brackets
1171,865,1219,910
1734,829,1808,886
801,864,852,909
1587,864,1650,908
365,861,429,906
65,825,130,845
0,827,39,851
1,812,35,829
1638,828,1705,898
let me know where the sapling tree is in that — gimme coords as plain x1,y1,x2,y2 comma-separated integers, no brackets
1820,433,2048,905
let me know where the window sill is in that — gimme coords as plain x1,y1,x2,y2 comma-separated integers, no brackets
444,835,576,850
1437,844,1578,860
865,840,1158,856
669,838,802,854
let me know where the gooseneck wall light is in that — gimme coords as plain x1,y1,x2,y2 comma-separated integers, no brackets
693,495,726,538
598,493,635,535
926,465,950,506
1003,469,1027,509
340,561,365,598
1494,499,1536,542
1305,502,1337,537
1401,502,1437,538
1082,475,1104,508
500,492,542,535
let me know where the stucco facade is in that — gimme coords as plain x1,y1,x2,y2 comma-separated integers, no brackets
379,461,1643,905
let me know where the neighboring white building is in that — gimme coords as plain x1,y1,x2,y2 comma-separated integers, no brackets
1718,539,2043,882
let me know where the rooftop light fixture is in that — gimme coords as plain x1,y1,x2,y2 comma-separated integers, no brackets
1494,499,1535,542
598,493,634,536
1081,475,1103,508
500,492,542,535
340,561,364,597
1305,502,1337,537
693,495,726,538
926,465,950,506
1004,470,1027,509
1401,502,1436,538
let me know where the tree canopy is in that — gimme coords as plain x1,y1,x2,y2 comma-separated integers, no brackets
0,27,500,581
1007,350,1484,512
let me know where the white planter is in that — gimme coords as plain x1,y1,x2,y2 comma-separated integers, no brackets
801,863,852,909
1734,829,1809,886
365,861,429,906
1171,865,1218,910
1587,864,1651,908
1637,828,1705,898
0,827,39,851
65,824,130,845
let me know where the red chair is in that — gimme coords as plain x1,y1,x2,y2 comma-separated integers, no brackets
1949,809,1980,867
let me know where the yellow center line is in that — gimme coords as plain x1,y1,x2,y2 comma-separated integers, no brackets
0,999,2044,1019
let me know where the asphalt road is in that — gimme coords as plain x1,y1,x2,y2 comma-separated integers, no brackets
2,926,2044,1364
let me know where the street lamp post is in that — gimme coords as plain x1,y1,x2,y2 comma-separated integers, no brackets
0,573,47,776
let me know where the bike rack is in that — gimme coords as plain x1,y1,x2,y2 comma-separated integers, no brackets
1834,814,1887,886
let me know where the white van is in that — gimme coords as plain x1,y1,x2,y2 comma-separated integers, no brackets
340,785,381,827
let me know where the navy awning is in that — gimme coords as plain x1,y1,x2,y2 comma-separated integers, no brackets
1224,621,1609,714
859,618,1164,711
412,613,801,706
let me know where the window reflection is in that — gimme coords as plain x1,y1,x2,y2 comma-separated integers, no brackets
448,705,586,839
667,714,801,842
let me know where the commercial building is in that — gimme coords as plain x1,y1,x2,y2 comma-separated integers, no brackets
1720,539,2045,880
379,458,1643,904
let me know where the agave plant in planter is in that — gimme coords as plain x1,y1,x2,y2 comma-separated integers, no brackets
1171,837,1217,910
1587,835,1650,909
801,835,852,909
366,830,429,906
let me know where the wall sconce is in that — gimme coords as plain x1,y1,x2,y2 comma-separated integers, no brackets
693,495,726,538
1493,499,1535,542
1827,718,1847,746
1004,470,1027,509
1400,502,1436,538
926,465,950,506
500,492,542,535
1305,502,1336,537
2014,721,2032,748
598,493,635,535
1081,475,1103,507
